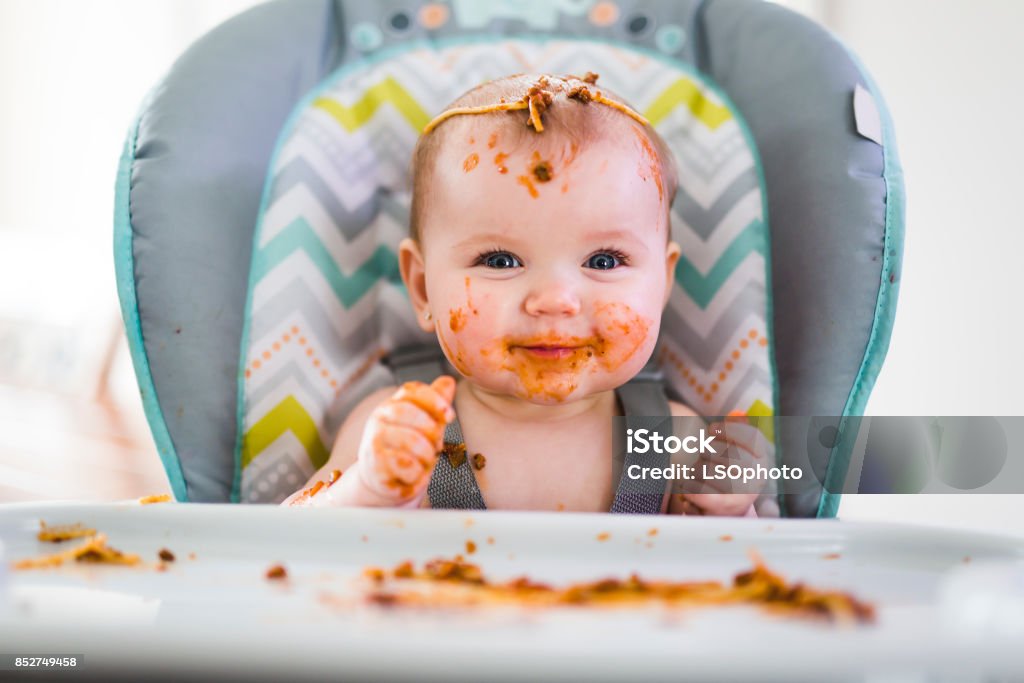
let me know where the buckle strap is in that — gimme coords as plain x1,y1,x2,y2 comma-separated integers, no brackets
383,344,448,385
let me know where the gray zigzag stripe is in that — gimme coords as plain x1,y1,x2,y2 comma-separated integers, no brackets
389,54,492,95
266,175,407,257
378,192,410,236
305,113,416,170
670,132,750,184
390,45,664,118
659,113,744,161
287,115,413,194
250,280,420,363
270,156,377,241
671,177,761,241
661,295,765,369
247,360,333,417
718,366,773,413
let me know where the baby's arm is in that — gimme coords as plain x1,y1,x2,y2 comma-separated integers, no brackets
665,401,763,517
281,377,456,508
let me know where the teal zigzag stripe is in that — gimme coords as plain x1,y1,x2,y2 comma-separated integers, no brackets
254,217,403,308
675,219,766,309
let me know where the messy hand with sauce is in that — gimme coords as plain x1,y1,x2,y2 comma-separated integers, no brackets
282,378,455,508
669,416,774,517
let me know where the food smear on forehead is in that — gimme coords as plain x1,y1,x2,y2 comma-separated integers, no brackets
488,132,498,149
532,162,553,182
463,153,479,172
559,141,581,168
530,151,553,182
517,175,540,199
494,152,509,174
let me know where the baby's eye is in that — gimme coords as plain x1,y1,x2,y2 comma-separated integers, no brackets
475,250,522,269
585,250,628,270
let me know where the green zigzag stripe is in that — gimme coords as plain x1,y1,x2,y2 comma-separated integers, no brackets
645,77,733,131
745,399,775,444
675,219,765,309
312,76,431,133
242,395,329,470
254,217,403,308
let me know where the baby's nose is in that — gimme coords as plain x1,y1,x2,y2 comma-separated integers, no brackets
523,279,581,317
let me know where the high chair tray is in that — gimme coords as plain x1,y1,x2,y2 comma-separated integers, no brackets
1,502,1022,681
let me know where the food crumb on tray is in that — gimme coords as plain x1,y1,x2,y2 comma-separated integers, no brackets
138,494,172,505
265,564,288,580
12,534,140,569
356,551,876,624
37,521,96,542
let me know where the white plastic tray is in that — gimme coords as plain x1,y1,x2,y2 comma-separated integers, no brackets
1,502,1023,681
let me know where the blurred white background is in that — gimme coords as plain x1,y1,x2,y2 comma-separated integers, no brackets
0,0,1020,532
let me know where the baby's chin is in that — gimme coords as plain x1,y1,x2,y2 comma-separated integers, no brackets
461,372,622,405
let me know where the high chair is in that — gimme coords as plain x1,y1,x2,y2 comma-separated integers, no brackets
114,0,904,517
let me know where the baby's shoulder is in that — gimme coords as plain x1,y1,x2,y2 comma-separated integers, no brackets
666,399,700,419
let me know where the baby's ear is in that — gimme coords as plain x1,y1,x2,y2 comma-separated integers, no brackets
662,241,682,308
398,238,433,332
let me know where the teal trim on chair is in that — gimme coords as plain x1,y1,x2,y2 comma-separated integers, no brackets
113,105,190,502
817,50,906,518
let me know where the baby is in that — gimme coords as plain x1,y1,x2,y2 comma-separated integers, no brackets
282,74,767,515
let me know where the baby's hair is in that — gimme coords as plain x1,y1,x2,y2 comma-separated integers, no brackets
409,73,679,243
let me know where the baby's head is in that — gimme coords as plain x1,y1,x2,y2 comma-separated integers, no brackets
399,73,682,404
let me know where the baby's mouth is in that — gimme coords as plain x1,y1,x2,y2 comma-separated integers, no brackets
518,345,581,359
508,338,595,360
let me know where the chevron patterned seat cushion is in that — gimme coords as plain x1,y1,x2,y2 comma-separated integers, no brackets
238,39,775,503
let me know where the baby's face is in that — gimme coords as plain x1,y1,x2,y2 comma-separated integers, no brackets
404,121,680,404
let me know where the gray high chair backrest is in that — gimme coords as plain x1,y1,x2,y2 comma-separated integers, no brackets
115,0,904,517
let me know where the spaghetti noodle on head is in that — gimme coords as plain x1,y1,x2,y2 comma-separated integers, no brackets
410,73,678,243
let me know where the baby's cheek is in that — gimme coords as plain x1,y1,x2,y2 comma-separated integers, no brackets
592,301,654,372
438,289,499,378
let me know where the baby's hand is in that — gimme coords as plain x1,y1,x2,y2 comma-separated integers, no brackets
355,376,456,506
674,416,772,517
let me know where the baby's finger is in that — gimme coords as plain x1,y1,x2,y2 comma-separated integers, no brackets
687,492,757,516
372,422,437,467
671,478,720,497
377,400,446,445
393,380,455,424
702,444,762,469
673,495,705,516
430,375,456,405
379,448,427,486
